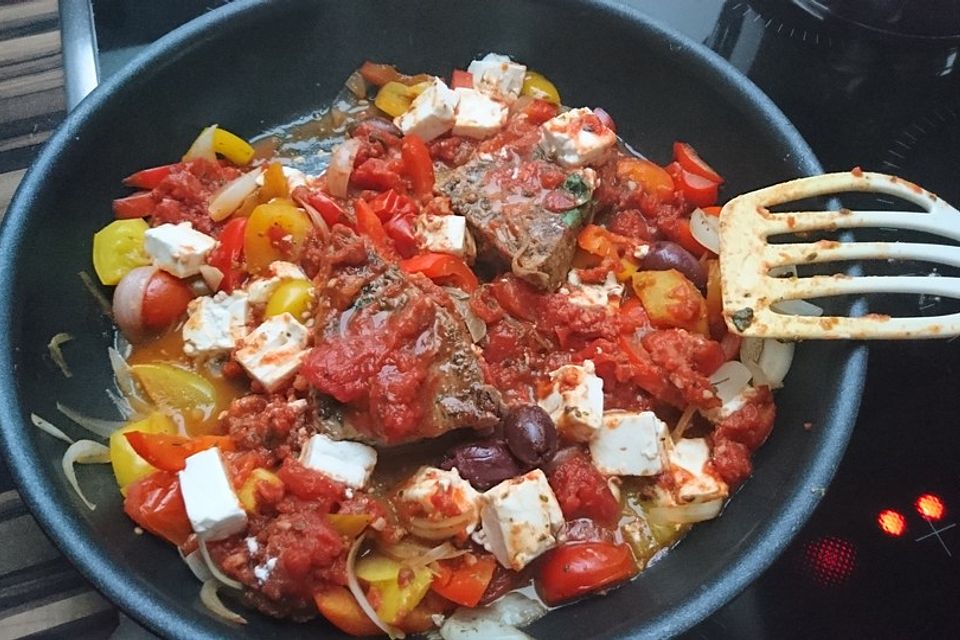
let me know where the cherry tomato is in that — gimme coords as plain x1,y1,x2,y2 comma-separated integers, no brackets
450,69,474,89
369,189,418,223
383,215,419,258
536,541,638,606
701,205,722,217
112,191,155,219
521,99,559,125
401,134,435,198
122,163,176,190
666,162,720,209
123,470,193,546
617,158,675,201
673,141,724,184
141,270,194,330
431,555,497,607
400,252,478,292
670,218,707,258
206,216,248,292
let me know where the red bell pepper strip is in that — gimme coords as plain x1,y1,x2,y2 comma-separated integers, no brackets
124,432,235,472
369,189,418,223
306,190,346,226
401,134,435,198
400,252,478,292
112,191,155,219
431,555,497,607
355,198,399,260
673,141,725,184
206,216,248,292
383,215,419,258
122,163,177,190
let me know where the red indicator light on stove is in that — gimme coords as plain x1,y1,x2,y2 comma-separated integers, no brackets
915,493,945,521
803,536,857,586
877,509,906,537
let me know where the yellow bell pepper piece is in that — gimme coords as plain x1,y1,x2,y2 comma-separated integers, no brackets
238,468,284,512
260,162,289,201
375,81,430,118
212,127,255,165
130,363,221,431
265,279,314,320
91,218,151,285
354,551,434,624
327,513,373,538
109,412,177,494
243,200,312,273
521,71,561,105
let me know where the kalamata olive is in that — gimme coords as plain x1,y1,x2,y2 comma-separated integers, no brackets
441,440,526,491
503,405,558,467
640,241,707,290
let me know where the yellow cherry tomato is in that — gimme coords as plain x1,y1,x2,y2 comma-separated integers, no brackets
244,200,313,273
130,363,221,431
265,279,314,319
109,412,177,494
238,468,284,512
213,127,255,165
91,218,151,285
521,70,561,105
374,81,430,118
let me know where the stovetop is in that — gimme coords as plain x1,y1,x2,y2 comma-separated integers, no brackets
52,0,960,638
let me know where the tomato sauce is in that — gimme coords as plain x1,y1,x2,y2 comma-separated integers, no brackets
149,159,241,236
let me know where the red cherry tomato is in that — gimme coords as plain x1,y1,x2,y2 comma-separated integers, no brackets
450,69,474,89
112,191,155,219
522,99,559,125
122,163,176,190
617,158,675,202
536,542,638,606
383,215,419,258
673,141,724,184
666,162,720,209
123,471,192,546
140,271,194,331
401,134,435,198
206,216,247,292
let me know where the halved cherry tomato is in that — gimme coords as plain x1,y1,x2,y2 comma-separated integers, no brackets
297,188,345,227
450,69,474,89
206,216,248,292
314,586,381,637
400,252,478,292
617,158,674,201
671,218,707,258
521,99,559,125
369,189,417,223
536,541,638,606
123,470,192,546
383,215,418,258
355,198,398,260
122,163,176,190
431,555,497,608
141,271,194,331
401,134,435,198
112,191,155,219
673,141,724,184
701,205,722,217
124,432,235,472
666,162,719,209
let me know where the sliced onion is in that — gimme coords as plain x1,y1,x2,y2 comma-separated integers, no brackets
645,498,724,524
407,512,478,541
672,405,697,442
200,540,243,590
56,402,123,439
740,338,794,390
709,360,752,404
199,265,225,292
345,70,368,99
347,534,405,639
200,579,247,624
291,187,331,238
689,207,720,255
440,593,546,640
326,138,361,198
444,287,487,343
105,389,134,419
108,346,152,416
400,541,469,568
112,265,158,341
209,167,264,221
62,439,110,510
771,299,824,317
183,124,218,162
48,333,74,378
79,271,113,317
180,548,213,583
31,413,75,444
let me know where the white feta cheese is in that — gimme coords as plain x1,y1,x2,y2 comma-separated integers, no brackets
245,537,259,554
144,222,216,278
467,53,526,102
235,312,309,391
414,214,468,257
299,434,377,489
565,270,624,308
178,447,247,541
538,360,604,442
452,88,508,139
590,410,670,477
665,438,728,504
476,469,563,570
253,557,277,584
394,78,458,142
539,107,617,168
245,260,309,304
182,291,249,356
398,467,482,538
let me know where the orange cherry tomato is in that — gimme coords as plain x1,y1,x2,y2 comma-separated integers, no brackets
431,555,497,607
617,157,675,201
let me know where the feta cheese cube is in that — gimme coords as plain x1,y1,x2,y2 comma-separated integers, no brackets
415,214,468,257
182,291,249,356
538,360,604,442
700,386,758,424
394,78,458,142
476,469,563,570
590,411,669,477
467,53,526,102
539,107,617,168
144,222,216,278
299,434,377,489
565,270,624,308
398,466,482,538
452,88,508,139
245,260,309,304
178,447,247,541
235,312,309,391
665,438,728,504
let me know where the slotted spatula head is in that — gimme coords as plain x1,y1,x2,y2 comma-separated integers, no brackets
719,170,960,340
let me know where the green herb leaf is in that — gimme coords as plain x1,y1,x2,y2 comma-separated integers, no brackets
562,173,592,205
561,208,583,227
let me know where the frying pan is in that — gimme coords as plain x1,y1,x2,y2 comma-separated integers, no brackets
0,1,867,638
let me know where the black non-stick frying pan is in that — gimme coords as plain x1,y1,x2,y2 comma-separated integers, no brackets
0,1,867,638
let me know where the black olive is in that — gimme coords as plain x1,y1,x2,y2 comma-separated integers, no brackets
440,440,526,491
503,405,558,467
640,241,707,290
